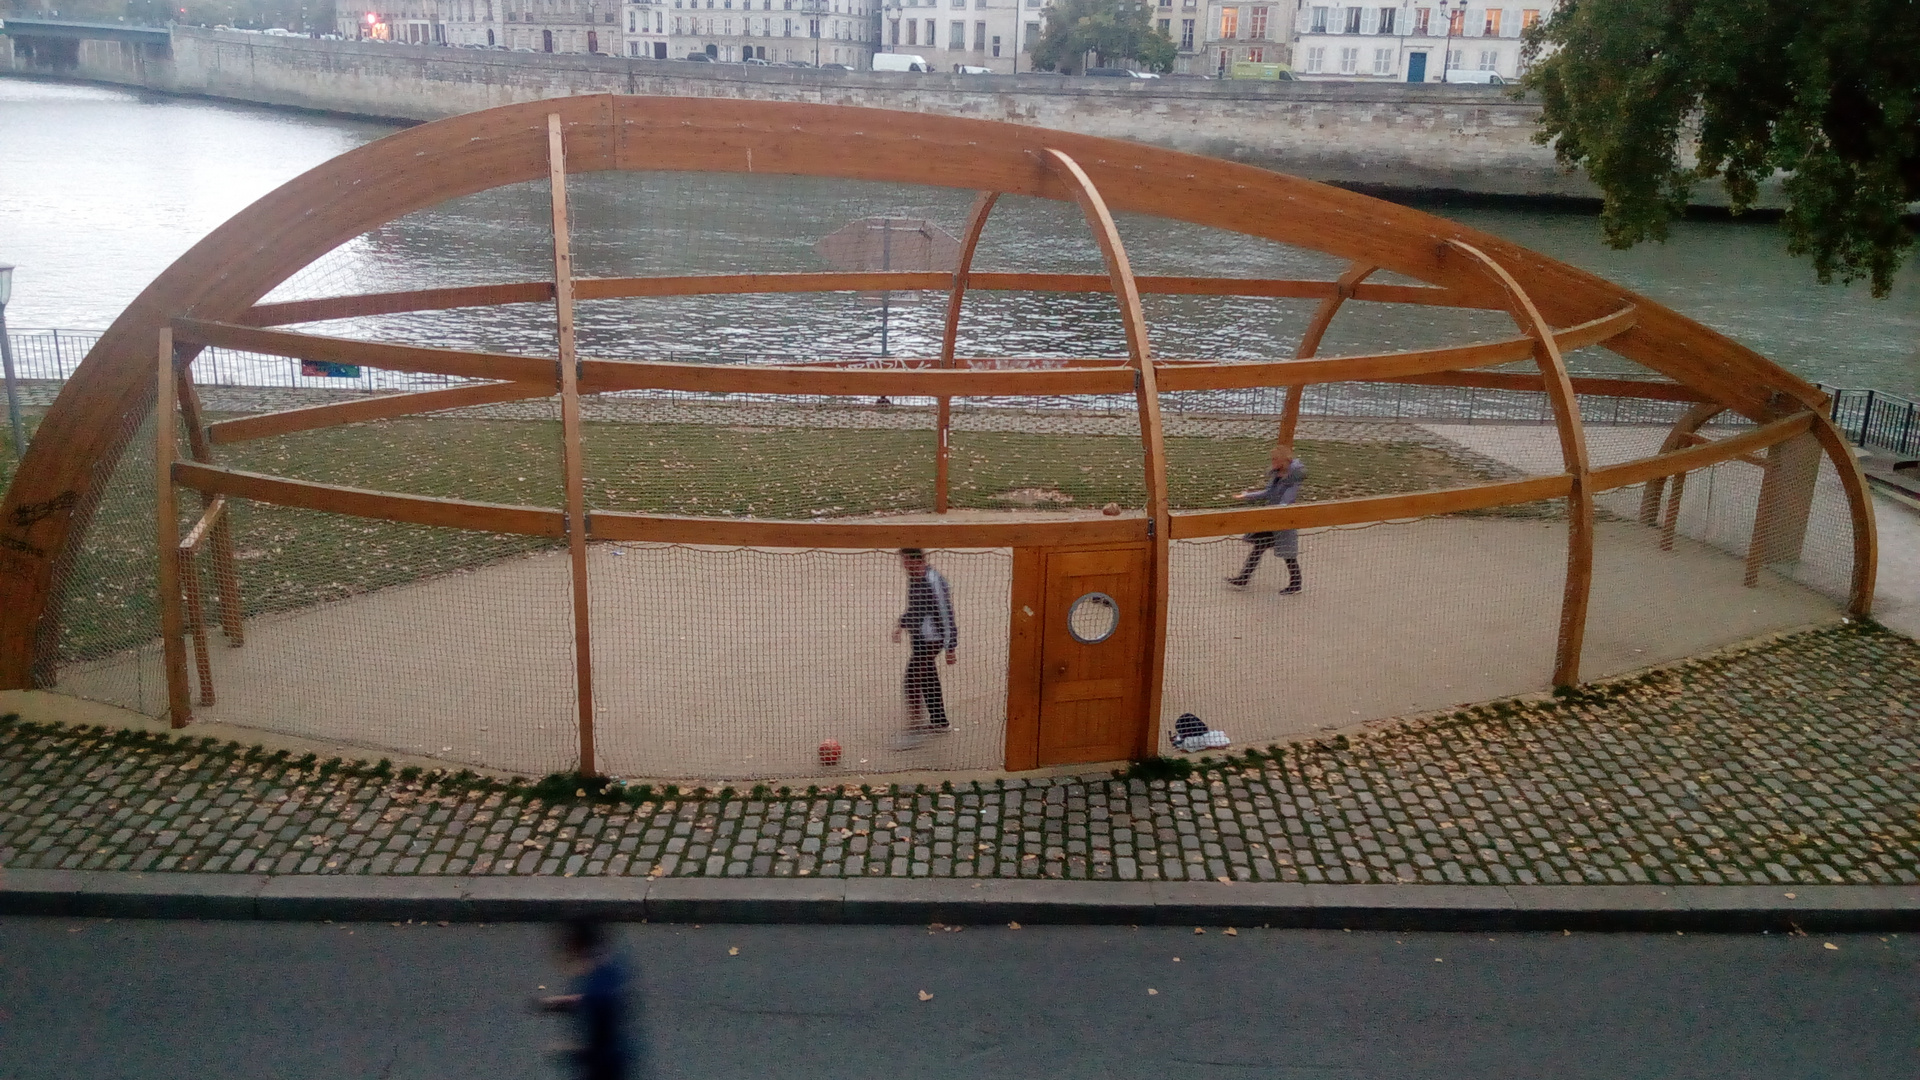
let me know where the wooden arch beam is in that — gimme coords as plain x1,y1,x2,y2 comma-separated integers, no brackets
935,191,1002,514
1278,261,1377,449
1446,240,1596,689
1042,149,1170,760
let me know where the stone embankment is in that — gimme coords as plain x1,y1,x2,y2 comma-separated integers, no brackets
1,25,1603,198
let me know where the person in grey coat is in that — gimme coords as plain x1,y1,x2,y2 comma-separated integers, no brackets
891,547,957,745
1227,444,1305,593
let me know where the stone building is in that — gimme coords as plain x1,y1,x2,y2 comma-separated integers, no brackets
654,0,876,64
877,0,1039,73
340,0,624,51
1186,0,1287,75
1291,0,1556,81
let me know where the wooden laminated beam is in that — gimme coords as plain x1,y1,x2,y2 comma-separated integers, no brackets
588,510,1148,548
1278,262,1376,448
1588,413,1815,492
578,357,1137,397
172,319,555,385
936,191,1001,515
1154,336,1538,392
548,113,599,779
1170,475,1574,538
1446,240,1596,689
1808,412,1879,617
1637,402,1726,526
1044,148,1171,762
172,461,566,537
207,381,553,445
244,282,557,327
155,330,193,728
1380,368,1701,404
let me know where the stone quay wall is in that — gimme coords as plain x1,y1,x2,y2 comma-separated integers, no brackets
1,25,1601,198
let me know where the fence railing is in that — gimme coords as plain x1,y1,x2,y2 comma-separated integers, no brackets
1826,386,1920,459
5,328,1914,451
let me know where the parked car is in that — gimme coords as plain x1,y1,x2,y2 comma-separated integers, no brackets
871,52,930,72
685,52,713,61
821,62,851,70
743,56,772,65
955,64,993,74
1441,69,1505,84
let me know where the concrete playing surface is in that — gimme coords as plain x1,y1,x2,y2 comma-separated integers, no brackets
57,513,1842,780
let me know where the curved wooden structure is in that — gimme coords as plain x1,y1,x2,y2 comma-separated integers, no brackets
0,96,1877,772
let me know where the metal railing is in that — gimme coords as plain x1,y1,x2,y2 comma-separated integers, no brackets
4,327,1913,448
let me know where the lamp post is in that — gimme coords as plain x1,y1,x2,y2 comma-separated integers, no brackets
1437,0,1457,83
0,264,24,460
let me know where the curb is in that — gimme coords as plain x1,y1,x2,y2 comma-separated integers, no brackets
4,869,1919,932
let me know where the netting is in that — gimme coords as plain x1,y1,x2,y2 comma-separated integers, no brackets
1160,504,1566,748
590,545,1010,779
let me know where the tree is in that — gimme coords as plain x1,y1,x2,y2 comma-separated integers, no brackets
1523,0,1920,297
1029,0,1175,75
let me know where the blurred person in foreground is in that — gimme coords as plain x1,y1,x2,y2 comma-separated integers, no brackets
538,919,637,1080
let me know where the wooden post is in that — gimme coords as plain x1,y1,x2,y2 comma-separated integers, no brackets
178,544,214,705
175,372,245,645
1446,241,1595,688
548,113,598,777
1744,431,1821,587
1659,472,1687,551
1044,149,1170,760
155,329,193,728
936,191,1001,514
1280,262,1376,448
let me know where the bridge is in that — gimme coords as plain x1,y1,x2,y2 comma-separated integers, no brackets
0,17,170,68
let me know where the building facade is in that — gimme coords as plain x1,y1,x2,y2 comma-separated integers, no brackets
661,0,876,64
340,0,623,51
1291,0,1553,81
1188,0,1288,75
877,0,1037,73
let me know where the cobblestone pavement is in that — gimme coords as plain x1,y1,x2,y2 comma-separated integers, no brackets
3,621,1917,887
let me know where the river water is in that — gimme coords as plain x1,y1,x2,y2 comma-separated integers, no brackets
2,77,1915,396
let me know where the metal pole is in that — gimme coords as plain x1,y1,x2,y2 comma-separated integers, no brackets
0,305,24,458
1859,389,1875,445
879,218,892,357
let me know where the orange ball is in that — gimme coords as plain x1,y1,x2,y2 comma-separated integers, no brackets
818,739,842,767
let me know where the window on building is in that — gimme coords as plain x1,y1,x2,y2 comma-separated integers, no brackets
1519,7,1537,30
1157,17,1169,35
1446,7,1463,33
991,32,1001,54
906,17,915,40
1478,48,1496,69
1308,5,1326,31
949,19,964,45
1247,5,1265,38
1304,43,1323,70
1025,19,1039,43
1343,5,1360,32
1372,45,1390,72
1447,47,1462,66
1413,6,1428,32
1218,6,1236,37
925,18,935,42
1481,8,1498,35
889,17,898,40
1359,6,1375,32
973,19,985,46
1376,6,1392,32
1247,46,1261,60
1337,44,1357,71
1179,16,1193,46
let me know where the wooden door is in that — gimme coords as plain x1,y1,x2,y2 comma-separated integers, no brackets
1024,544,1150,766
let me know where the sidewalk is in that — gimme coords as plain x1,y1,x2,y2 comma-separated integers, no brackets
3,622,1916,901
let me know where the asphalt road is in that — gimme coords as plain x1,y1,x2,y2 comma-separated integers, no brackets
0,916,1913,1080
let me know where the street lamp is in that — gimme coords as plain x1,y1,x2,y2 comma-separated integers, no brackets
0,264,24,460
1437,0,1458,83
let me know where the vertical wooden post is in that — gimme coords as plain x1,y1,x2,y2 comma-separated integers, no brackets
1659,472,1687,551
935,191,1001,514
1446,241,1594,688
175,372,244,645
548,113,598,777
178,546,214,705
155,329,193,728
1279,262,1376,448
1744,431,1821,587
1044,149,1170,760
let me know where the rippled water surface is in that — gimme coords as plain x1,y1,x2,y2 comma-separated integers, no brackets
2,77,1914,395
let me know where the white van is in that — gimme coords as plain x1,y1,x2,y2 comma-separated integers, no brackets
872,53,931,72
1441,69,1506,84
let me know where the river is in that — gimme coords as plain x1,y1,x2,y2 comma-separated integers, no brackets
2,76,1915,396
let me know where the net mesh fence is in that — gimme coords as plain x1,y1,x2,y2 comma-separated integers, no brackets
9,169,1870,782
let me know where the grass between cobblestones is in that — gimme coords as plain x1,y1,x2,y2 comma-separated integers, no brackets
2,620,1916,887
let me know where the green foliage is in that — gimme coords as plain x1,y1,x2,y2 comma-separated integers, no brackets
1524,0,1919,297
1030,0,1175,74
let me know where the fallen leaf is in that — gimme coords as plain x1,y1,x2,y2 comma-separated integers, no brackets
918,990,934,1001
1147,988,1158,995
1007,921,1021,930
1193,927,1206,935
1216,876,1231,884
1434,958,1443,962
728,946,740,956
1823,942,1839,951
1784,892,1797,899
1223,927,1238,937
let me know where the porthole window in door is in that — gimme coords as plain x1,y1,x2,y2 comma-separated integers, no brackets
1067,591,1119,644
